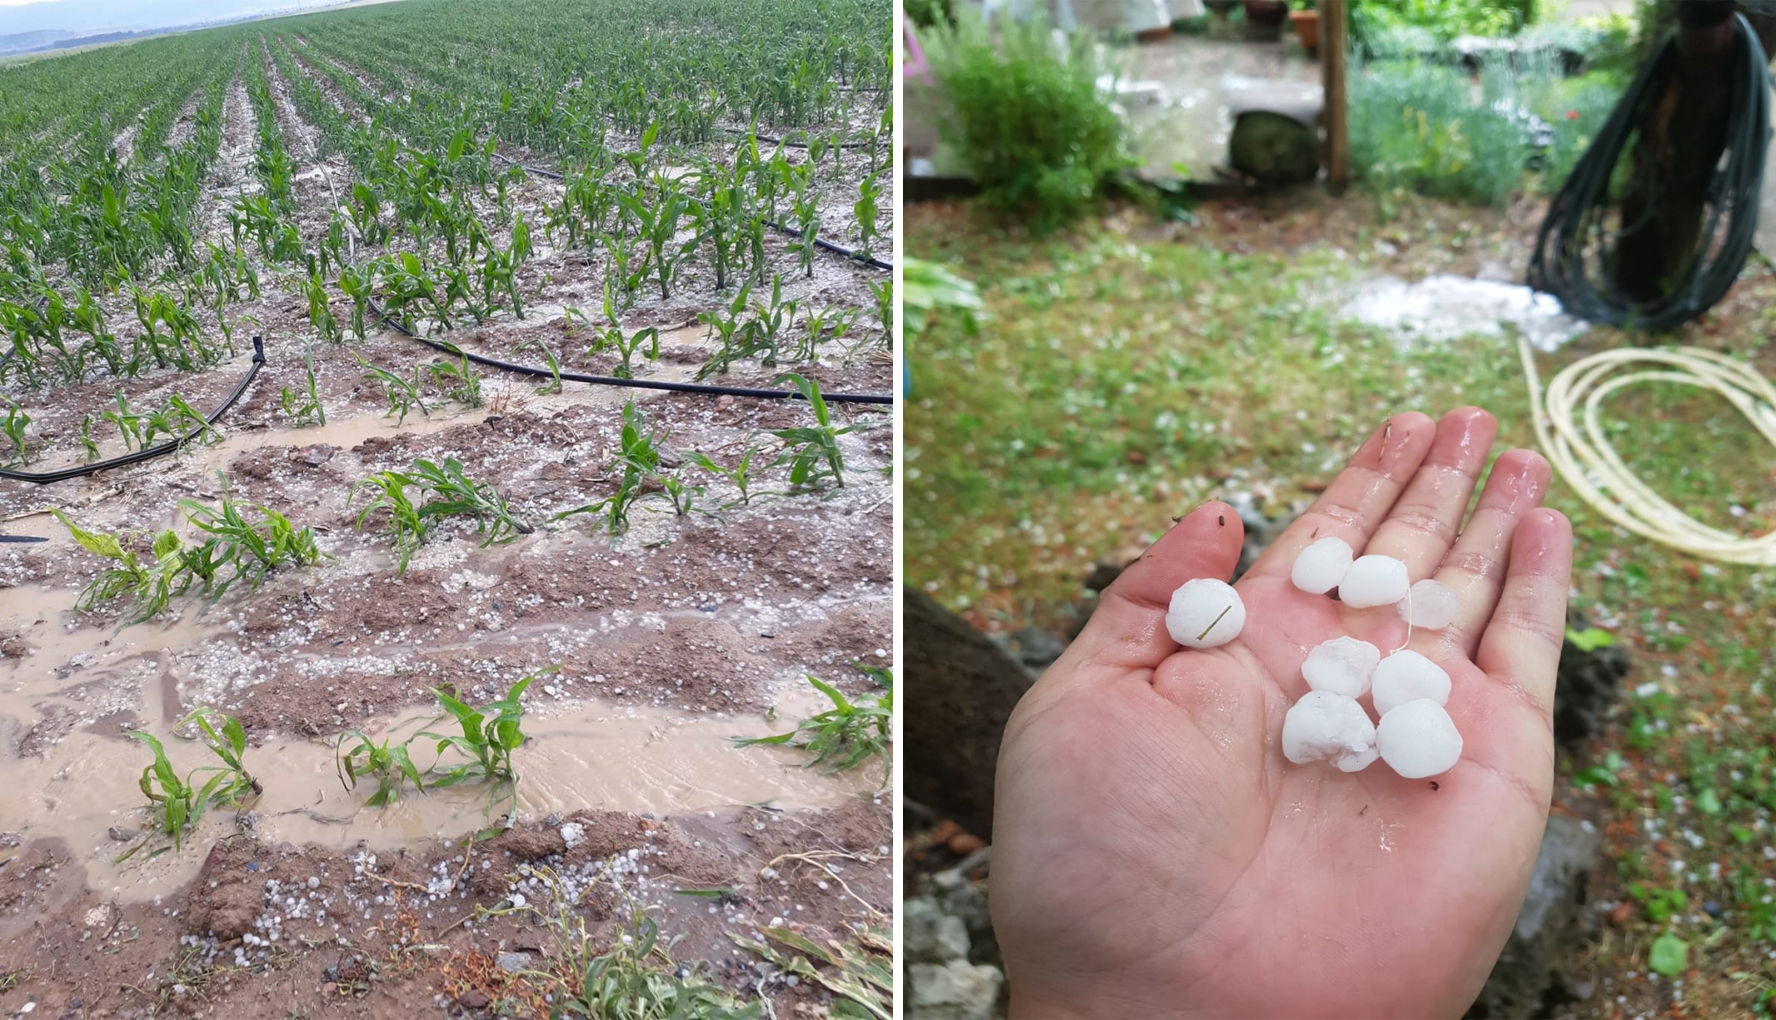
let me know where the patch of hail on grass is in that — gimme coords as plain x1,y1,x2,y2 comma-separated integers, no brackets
1337,274,1587,353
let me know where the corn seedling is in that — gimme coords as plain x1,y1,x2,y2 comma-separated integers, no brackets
338,263,372,340
354,457,530,574
587,283,659,379
770,372,858,490
336,729,426,807
1,400,30,464
305,270,341,345
78,415,101,461
428,353,484,407
178,484,322,599
279,347,326,426
854,171,882,261
735,672,892,779
359,356,430,425
53,509,190,622
122,707,259,860
417,670,545,811
685,445,761,507
553,401,662,536
518,338,563,394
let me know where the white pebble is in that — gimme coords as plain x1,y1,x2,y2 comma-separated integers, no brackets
1372,651,1452,717
1397,579,1459,629
1281,690,1378,771
1302,636,1381,698
1291,536,1353,594
1165,578,1246,649
1339,554,1410,608
1376,699,1463,778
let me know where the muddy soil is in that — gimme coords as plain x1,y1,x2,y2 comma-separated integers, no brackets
0,27,895,1018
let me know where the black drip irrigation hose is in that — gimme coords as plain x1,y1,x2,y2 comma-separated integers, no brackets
491,152,894,271
1529,13,1771,330
718,126,873,150
366,298,894,405
0,336,266,486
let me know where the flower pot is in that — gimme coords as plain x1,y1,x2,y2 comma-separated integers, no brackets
1244,0,1287,41
1290,8,1319,55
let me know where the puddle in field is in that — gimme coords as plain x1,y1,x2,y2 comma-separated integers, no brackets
0,679,876,902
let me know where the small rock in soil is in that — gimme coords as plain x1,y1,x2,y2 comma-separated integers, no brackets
910,959,1004,1020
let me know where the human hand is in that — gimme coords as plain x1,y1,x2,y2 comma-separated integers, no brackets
989,408,1573,1019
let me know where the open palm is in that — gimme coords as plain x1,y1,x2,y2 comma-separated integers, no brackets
990,408,1573,1019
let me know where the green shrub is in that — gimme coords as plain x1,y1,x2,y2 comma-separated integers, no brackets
921,11,1129,231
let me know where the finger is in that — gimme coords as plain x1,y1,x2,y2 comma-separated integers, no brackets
1473,508,1573,718
1245,411,1437,580
1060,501,1244,677
1360,407,1497,579
1425,449,1553,659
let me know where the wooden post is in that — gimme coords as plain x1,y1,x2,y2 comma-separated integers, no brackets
1322,0,1349,194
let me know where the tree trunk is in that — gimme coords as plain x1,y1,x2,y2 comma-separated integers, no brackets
904,588,1034,842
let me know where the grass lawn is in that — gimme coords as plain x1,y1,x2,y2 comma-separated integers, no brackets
905,192,1776,1017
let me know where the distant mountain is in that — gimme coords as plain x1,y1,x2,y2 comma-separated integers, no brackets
0,0,344,38
0,28,78,55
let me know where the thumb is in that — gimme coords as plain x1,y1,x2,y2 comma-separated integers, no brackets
1056,501,1245,681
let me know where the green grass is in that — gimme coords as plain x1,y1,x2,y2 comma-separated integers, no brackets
907,197,1776,1014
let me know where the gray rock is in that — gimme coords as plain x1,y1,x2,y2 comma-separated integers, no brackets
495,952,531,974
910,959,1004,1020
1468,816,1601,1018
905,896,971,964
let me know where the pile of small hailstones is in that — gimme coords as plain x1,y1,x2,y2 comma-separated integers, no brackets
1163,536,1463,779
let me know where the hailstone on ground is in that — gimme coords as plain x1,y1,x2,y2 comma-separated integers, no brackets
1291,536,1354,594
1339,554,1410,608
1282,690,1379,771
1398,579,1459,629
1301,636,1382,699
1371,650,1452,717
1165,578,1246,649
1376,699,1463,778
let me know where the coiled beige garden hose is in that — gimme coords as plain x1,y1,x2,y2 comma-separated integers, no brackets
1520,334,1776,564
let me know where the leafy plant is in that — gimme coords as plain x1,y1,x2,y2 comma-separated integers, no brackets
0,399,30,464
685,445,762,506
53,509,188,622
554,401,664,536
353,457,531,574
735,671,892,778
922,10,1131,230
123,708,259,859
770,372,861,490
280,347,326,426
428,352,484,407
586,283,660,379
337,730,427,807
178,485,322,599
418,671,545,811
359,356,431,425
1648,932,1687,977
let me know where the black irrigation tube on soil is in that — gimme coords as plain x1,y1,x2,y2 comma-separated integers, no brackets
718,126,873,150
0,336,266,486
492,152,894,271
367,299,895,406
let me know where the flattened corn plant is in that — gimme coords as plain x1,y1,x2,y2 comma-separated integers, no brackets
353,456,531,574
735,670,892,780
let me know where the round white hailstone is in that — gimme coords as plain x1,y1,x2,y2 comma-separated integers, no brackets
1398,579,1460,629
1291,536,1354,594
1301,636,1382,698
1339,554,1410,608
1281,690,1378,771
1165,578,1246,649
1376,698,1463,778
1372,650,1452,717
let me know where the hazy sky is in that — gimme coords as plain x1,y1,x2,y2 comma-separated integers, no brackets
0,0,351,35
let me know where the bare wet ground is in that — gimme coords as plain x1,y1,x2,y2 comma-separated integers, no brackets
0,22,894,1018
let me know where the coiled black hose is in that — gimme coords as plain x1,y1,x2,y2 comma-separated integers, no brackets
0,336,267,485
1529,13,1771,330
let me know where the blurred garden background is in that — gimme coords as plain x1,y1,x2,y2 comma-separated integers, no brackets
903,2,1776,1018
